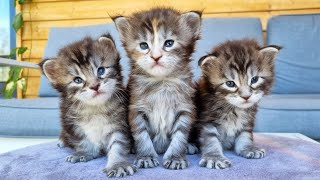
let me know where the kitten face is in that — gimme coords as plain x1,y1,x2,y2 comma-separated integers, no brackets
199,39,281,109
113,8,201,77
40,35,122,105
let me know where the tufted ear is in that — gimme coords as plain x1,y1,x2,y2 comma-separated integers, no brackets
198,54,218,68
98,34,116,50
259,45,282,61
112,16,130,41
39,59,59,83
180,11,202,37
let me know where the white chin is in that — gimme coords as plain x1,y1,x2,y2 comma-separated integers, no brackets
235,102,255,109
83,94,110,105
147,65,170,77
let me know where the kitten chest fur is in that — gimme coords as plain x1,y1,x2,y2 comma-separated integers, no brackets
132,76,194,153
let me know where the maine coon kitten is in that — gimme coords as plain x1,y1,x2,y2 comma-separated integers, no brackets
39,35,136,178
113,8,201,170
197,39,281,169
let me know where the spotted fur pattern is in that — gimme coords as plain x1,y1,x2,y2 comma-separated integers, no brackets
39,35,136,178
113,8,201,170
195,39,281,169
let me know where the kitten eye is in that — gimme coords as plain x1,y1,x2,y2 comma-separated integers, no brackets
251,76,259,84
226,81,236,88
97,67,106,77
74,77,83,84
164,40,174,48
140,42,149,50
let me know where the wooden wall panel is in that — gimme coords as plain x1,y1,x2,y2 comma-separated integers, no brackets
17,0,320,98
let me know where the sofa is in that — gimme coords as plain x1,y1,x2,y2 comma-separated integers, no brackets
0,14,319,140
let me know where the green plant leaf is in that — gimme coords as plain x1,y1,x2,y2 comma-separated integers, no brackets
17,47,28,55
17,78,26,92
12,13,23,33
13,0,16,7
2,67,23,99
6,48,18,58
18,0,26,4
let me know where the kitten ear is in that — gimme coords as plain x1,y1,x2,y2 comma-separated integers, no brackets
112,16,130,41
259,45,282,61
180,11,202,37
198,54,218,68
98,34,116,50
39,59,59,83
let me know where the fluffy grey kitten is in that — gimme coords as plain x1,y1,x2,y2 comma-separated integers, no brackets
39,34,136,178
196,39,281,169
113,8,201,170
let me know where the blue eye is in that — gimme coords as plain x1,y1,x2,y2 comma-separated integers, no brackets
74,77,83,84
164,40,174,48
226,81,236,88
97,67,106,77
251,76,259,84
140,42,149,50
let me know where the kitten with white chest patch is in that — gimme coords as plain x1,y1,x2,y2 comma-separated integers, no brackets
113,8,201,170
39,35,136,178
196,39,281,169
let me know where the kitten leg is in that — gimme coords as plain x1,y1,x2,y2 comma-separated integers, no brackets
65,140,100,163
163,113,191,170
199,125,231,169
132,113,159,168
234,131,266,159
187,143,199,155
103,131,136,178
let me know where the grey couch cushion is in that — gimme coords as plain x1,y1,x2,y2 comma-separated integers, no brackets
267,14,320,94
0,98,60,137
255,94,320,139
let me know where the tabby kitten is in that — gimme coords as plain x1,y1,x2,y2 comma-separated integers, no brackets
113,8,201,170
39,35,136,178
197,39,281,169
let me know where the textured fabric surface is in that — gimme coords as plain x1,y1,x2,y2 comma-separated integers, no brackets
38,18,263,95
0,98,60,137
267,14,320,94
1,134,320,180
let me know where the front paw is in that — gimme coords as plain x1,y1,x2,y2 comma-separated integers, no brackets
103,162,137,178
134,156,159,168
187,143,199,155
238,147,266,159
199,156,231,169
163,158,189,170
65,154,94,163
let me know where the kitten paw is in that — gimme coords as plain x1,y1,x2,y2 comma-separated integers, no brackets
239,147,266,159
65,154,94,163
103,162,137,178
163,158,189,170
187,143,199,155
134,156,159,168
57,140,65,148
199,156,231,169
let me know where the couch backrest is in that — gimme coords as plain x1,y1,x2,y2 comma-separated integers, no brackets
39,18,263,97
267,14,320,94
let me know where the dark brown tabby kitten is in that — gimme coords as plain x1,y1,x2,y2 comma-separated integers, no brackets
39,35,136,178
113,8,201,170
196,39,281,169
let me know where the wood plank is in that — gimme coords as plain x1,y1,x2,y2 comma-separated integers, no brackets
24,77,40,96
21,40,47,59
21,0,270,21
270,0,320,10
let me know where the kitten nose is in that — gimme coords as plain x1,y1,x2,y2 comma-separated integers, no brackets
151,55,162,62
241,95,251,101
90,83,100,91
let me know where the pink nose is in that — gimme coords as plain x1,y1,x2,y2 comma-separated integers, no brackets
241,96,251,100
90,83,100,91
151,55,162,62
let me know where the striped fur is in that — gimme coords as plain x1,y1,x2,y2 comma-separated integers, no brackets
39,35,136,178
195,39,281,169
113,8,201,170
